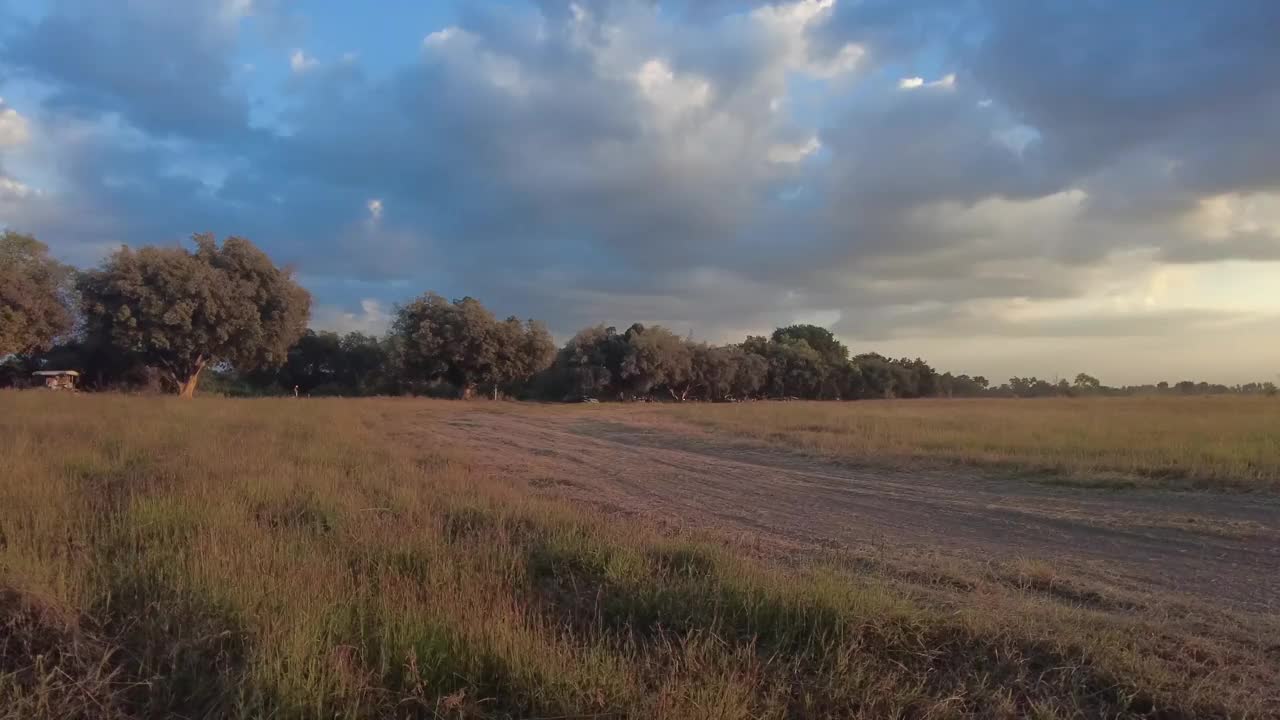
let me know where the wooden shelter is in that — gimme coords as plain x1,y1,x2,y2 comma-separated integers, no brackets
31,370,80,391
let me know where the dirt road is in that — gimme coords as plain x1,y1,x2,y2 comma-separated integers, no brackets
428,407,1280,610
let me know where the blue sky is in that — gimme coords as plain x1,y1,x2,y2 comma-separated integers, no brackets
1,0,1278,384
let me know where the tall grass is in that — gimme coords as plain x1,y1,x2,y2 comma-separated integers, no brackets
1,393,1276,718
661,397,1280,490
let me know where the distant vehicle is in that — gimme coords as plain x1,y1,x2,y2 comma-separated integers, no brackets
31,370,79,391
565,396,600,404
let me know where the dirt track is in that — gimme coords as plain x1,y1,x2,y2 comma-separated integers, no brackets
429,408,1280,610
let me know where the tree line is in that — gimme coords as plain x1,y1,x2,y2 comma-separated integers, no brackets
2,231,1277,399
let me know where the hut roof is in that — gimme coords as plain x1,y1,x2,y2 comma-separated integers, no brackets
32,370,80,377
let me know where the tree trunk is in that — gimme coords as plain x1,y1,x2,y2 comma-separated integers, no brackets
177,358,206,399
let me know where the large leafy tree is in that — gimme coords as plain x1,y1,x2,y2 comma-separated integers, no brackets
392,293,553,397
495,317,555,397
0,231,76,357
732,350,769,399
771,324,848,367
393,294,499,396
619,324,691,399
78,234,310,397
556,324,618,398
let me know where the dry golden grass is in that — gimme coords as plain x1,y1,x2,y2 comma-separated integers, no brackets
1,392,1277,718
658,396,1280,491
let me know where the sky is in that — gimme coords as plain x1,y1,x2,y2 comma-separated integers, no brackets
1,0,1278,386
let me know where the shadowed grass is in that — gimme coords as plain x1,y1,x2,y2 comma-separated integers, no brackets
1,392,1277,718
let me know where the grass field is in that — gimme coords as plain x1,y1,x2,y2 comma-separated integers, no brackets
2,393,1278,719
659,397,1280,491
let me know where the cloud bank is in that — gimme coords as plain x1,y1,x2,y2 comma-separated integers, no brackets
1,0,1278,383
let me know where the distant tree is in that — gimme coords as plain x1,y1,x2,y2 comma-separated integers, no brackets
0,231,76,357
1008,376,1061,398
555,325,617,398
620,324,692,399
740,335,771,358
1073,373,1102,392
340,332,394,395
392,293,552,398
1075,368,1105,392
392,294,497,396
941,373,989,398
895,357,938,398
732,350,769,399
701,345,739,400
492,317,555,398
831,361,866,400
78,234,310,397
771,325,848,366
279,329,345,394
249,329,391,396
685,342,716,400
938,372,955,398
852,353,896,398
767,338,826,398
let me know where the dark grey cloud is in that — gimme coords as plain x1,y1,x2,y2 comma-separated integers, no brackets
0,0,252,141
971,0,1280,183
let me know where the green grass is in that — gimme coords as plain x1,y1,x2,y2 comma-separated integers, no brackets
656,397,1280,491
1,392,1277,718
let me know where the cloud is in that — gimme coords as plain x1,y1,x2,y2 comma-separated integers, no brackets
0,1,254,140
423,27,463,48
0,175,35,199
0,99,31,146
1185,192,1280,242
767,136,821,164
313,298,392,335
3,0,1280,382
289,49,318,73
898,73,953,90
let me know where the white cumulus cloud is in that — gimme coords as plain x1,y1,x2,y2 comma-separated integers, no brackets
0,99,31,146
289,49,318,73
314,299,392,335
0,176,35,199
899,73,955,90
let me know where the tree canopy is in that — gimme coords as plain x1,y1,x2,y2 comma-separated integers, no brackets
77,234,310,397
0,231,75,357
391,293,554,398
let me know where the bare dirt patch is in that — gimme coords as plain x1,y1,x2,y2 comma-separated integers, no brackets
426,406,1280,610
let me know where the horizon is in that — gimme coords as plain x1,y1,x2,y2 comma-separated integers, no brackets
1,1,1278,386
